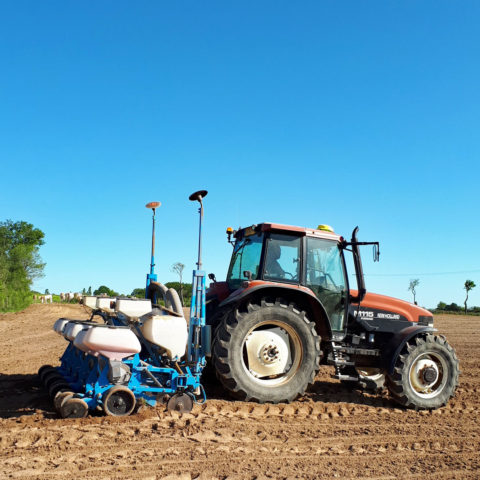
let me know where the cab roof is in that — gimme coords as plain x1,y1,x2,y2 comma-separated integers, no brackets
237,222,342,241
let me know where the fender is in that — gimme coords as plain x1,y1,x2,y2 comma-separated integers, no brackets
383,324,437,374
217,282,333,340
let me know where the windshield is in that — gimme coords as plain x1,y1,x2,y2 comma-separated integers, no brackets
227,232,264,289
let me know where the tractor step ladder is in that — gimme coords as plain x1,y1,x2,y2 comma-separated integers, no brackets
330,341,358,381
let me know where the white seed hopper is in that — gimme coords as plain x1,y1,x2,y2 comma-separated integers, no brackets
83,296,97,309
140,313,188,360
75,325,141,361
64,322,89,341
53,318,70,335
115,298,152,318
96,297,116,312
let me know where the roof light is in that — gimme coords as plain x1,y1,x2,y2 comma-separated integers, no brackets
317,224,334,233
226,227,233,233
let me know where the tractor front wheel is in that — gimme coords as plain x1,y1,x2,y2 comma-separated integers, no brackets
386,334,459,410
213,298,321,403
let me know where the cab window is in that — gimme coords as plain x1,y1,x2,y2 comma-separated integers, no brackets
263,234,301,283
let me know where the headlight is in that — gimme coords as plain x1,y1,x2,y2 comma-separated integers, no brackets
418,315,434,327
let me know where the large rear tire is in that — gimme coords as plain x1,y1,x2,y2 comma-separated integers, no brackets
386,334,459,410
213,298,321,403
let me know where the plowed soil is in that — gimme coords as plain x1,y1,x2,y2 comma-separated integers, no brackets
0,304,478,479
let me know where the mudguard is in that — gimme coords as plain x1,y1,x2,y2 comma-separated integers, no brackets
217,283,333,340
383,324,437,374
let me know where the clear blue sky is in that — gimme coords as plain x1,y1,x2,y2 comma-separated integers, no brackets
1,1,479,309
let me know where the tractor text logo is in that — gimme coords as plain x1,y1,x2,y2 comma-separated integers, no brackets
377,312,401,320
354,310,374,318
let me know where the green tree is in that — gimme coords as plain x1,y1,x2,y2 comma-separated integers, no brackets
165,282,192,307
131,288,146,298
464,280,476,314
171,262,185,305
44,288,50,295
87,286,92,295
93,285,118,297
445,302,461,312
437,301,447,310
0,220,45,312
408,279,420,305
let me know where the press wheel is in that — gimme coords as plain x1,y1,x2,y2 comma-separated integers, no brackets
54,391,74,411
167,393,194,413
103,386,136,417
59,397,88,418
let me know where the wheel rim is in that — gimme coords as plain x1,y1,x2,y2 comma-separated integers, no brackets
357,368,384,381
241,320,303,387
408,352,448,399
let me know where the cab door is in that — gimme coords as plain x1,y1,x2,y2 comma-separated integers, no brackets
305,237,348,332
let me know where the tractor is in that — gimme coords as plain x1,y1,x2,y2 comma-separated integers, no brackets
206,222,459,410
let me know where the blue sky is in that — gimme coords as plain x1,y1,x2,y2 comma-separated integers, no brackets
1,1,479,309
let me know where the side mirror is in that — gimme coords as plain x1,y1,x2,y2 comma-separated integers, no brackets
243,270,253,281
208,273,217,283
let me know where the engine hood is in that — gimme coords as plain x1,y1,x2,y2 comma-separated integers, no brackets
350,290,432,324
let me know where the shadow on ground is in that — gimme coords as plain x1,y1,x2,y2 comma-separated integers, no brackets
203,376,401,410
0,373,56,419
306,379,400,409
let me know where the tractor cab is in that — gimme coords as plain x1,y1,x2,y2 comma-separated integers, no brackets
208,222,355,334
232,223,348,331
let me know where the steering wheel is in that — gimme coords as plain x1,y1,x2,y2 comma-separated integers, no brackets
284,271,298,281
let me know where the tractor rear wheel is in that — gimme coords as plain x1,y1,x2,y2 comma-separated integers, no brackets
386,334,459,410
213,298,321,403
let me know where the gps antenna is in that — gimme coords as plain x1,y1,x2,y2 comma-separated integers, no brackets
189,190,208,270
145,201,161,287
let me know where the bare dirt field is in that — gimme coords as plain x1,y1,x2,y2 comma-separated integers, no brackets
0,304,479,479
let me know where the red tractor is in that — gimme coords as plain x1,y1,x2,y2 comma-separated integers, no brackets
205,222,459,410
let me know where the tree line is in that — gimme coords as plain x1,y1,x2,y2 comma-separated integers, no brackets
408,278,478,314
0,220,45,312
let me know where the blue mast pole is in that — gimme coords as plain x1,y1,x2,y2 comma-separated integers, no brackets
188,190,208,370
145,202,161,296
